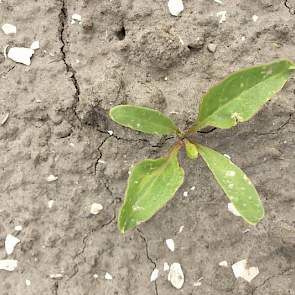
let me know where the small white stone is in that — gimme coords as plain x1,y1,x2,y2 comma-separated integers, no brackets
25,279,31,286
183,191,188,197
5,234,20,255
98,159,106,164
107,130,113,135
93,273,98,279
0,259,18,271
241,36,246,41
104,272,113,280
190,186,195,191
30,40,40,50
71,13,82,24
164,262,170,271
207,43,217,53
14,225,22,231
47,175,58,182
232,259,259,282
2,24,16,34
50,274,63,279
228,203,241,217
178,225,184,233
168,262,184,289
164,76,168,81
252,15,258,22
213,0,223,4
219,260,228,267
48,200,54,208
168,0,184,16
8,47,34,66
193,281,202,287
165,238,175,252
90,203,103,215
150,268,159,282
216,11,227,23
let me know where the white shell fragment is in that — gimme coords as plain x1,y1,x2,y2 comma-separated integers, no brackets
104,272,113,280
213,0,223,4
48,200,54,208
0,259,18,271
25,279,31,286
150,268,159,282
47,175,58,182
183,191,188,197
71,14,82,24
219,260,228,267
165,239,175,252
5,234,20,255
178,225,184,233
107,130,113,135
50,273,63,279
216,11,227,23
90,203,103,215
168,262,184,289
2,24,16,34
30,40,40,50
232,259,259,282
252,15,258,22
1,113,9,125
8,47,34,66
14,225,22,231
228,203,241,217
164,262,170,271
168,0,184,16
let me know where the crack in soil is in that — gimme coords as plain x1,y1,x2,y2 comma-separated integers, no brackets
255,112,294,136
58,0,81,125
136,228,159,295
284,0,295,15
52,281,59,295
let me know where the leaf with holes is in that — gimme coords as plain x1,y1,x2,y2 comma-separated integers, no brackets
198,144,264,224
191,60,295,131
118,149,184,233
110,105,179,135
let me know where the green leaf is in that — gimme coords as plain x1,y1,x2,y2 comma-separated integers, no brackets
110,105,179,135
197,144,264,225
184,139,198,159
118,149,184,233
192,60,295,131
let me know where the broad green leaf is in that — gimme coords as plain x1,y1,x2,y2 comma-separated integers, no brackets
118,149,184,233
197,144,264,225
110,105,179,135
192,60,295,131
184,139,198,159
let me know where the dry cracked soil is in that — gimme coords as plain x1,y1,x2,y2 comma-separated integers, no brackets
1,0,295,294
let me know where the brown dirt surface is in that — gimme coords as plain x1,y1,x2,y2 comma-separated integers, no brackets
1,0,295,294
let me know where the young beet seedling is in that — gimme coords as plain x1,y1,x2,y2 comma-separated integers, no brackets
110,59,295,233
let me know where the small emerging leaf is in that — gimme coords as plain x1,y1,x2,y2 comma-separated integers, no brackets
184,139,198,159
118,149,184,233
192,60,295,131
198,144,264,225
110,105,179,135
